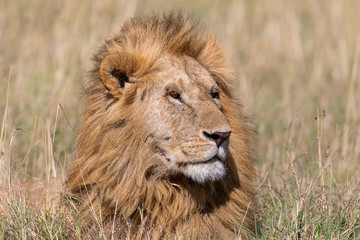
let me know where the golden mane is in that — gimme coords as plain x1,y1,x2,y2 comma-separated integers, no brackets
66,12,257,239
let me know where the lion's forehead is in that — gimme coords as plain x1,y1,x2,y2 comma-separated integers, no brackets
155,55,215,90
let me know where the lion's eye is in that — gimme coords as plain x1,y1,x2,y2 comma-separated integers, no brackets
211,91,220,99
169,90,181,99
166,88,181,101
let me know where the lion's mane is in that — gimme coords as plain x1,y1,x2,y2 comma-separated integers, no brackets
66,12,257,239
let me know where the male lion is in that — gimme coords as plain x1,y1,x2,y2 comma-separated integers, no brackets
66,12,257,239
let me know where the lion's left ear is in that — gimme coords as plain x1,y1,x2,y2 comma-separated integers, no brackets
99,52,139,99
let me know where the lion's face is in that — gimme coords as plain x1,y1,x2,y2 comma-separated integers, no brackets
136,55,231,183
99,52,232,184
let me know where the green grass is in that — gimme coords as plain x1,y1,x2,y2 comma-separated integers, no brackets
1,0,360,238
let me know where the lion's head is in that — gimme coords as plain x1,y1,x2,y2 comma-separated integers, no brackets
66,12,257,239
101,53,233,184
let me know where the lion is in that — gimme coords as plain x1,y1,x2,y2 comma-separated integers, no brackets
65,12,257,239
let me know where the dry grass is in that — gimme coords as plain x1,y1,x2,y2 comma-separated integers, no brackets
1,0,359,238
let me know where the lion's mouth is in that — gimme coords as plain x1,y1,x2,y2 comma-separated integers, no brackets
175,144,228,167
179,156,219,166
191,157,219,165
177,149,222,166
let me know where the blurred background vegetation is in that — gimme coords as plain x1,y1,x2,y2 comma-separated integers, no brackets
1,0,359,238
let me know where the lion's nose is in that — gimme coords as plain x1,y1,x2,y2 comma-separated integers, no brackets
203,131,231,147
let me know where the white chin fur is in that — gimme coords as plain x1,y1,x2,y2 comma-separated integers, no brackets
218,146,227,160
183,159,226,184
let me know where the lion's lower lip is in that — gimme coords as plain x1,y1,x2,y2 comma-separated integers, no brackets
194,157,218,165
180,157,219,166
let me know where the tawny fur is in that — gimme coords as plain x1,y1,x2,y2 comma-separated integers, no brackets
66,12,257,239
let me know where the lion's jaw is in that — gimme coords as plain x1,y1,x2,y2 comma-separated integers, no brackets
143,56,232,184
182,139,229,183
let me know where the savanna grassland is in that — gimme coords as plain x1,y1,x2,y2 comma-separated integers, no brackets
1,0,359,239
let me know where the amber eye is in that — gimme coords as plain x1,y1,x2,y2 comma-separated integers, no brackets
169,90,181,99
165,87,181,101
211,90,220,99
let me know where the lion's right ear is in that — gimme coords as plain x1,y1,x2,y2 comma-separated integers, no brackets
99,53,139,99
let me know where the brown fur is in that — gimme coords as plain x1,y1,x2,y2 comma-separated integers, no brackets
66,12,257,239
